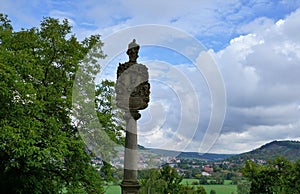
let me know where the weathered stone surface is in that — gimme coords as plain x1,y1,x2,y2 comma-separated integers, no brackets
116,39,150,120
116,39,150,194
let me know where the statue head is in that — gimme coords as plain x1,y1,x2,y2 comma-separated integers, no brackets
126,39,140,63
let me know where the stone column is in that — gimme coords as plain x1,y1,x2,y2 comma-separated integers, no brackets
116,39,150,194
120,111,140,194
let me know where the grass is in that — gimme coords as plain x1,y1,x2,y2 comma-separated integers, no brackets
104,185,121,194
182,179,237,194
104,179,237,194
202,184,237,194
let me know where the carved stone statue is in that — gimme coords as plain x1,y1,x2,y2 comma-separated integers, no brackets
116,39,150,120
116,40,150,194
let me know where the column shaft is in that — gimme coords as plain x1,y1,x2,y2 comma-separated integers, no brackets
121,117,140,194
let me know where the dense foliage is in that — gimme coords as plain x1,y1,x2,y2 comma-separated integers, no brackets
0,14,105,193
242,157,300,194
139,164,207,194
95,80,125,146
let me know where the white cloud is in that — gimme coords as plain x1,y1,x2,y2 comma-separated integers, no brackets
211,120,300,154
238,17,275,34
136,61,205,151
48,10,76,27
209,131,266,154
207,8,300,153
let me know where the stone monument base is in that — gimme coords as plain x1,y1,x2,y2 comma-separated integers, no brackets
120,181,140,194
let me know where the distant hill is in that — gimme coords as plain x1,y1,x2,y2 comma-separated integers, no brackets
138,140,300,162
138,146,234,161
177,152,235,161
228,140,300,162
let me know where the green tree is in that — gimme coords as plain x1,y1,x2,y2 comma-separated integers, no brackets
0,14,104,193
242,160,275,194
237,182,251,194
289,160,300,193
179,185,207,194
210,189,216,194
196,186,207,194
139,169,166,194
231,174,241,185
94,80,125,184
140,164,208,194
199,175,209,185
242,157,300,194
159,164,184,193
99,161,114,183
212,172,224,185
95,80,125,145
140,164,184,194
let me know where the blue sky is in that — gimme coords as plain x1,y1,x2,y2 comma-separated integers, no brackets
2,0,300,154
4,0,300,51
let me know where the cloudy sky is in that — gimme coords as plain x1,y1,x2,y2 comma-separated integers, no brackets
2,0,300,154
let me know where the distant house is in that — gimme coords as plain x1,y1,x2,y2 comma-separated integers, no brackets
201,172,211,176
203,165,214,173
91,158,103,166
